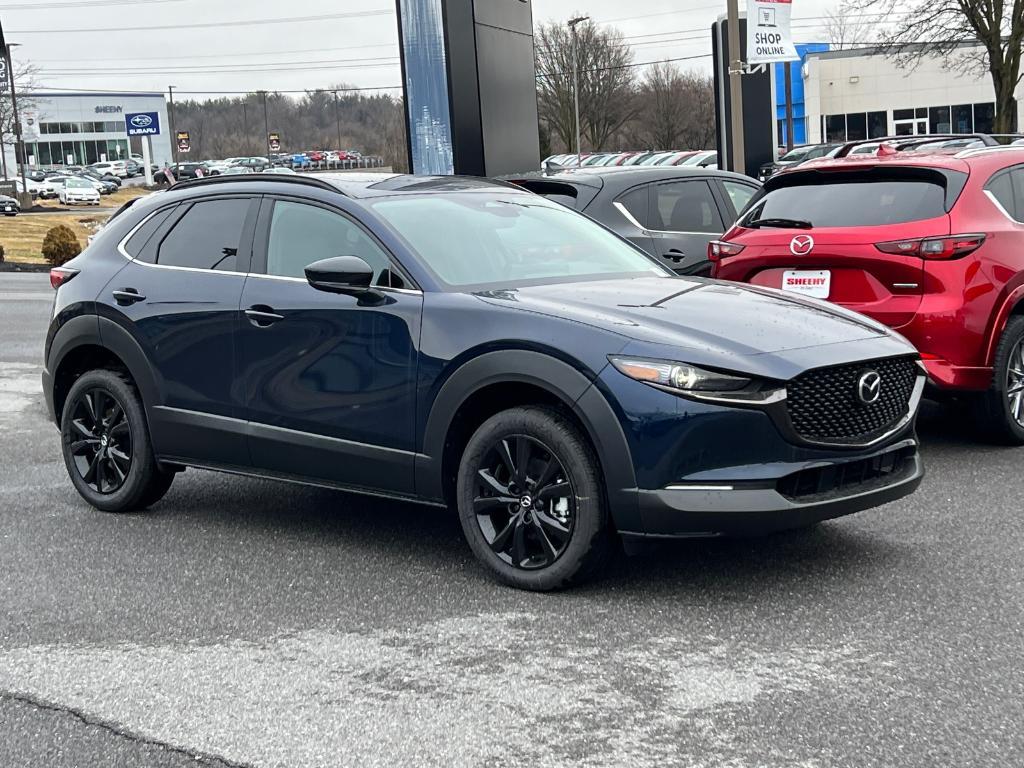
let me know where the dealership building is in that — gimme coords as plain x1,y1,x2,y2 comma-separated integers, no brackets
5,91,173,171
798,42,1023,144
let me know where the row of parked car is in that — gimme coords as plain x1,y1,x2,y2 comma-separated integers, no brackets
4,164,129,206
543,149,718,172
148,151,384,185
758,134,1024,181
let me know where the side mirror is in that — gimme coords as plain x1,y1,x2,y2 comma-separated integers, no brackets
304,255,375,295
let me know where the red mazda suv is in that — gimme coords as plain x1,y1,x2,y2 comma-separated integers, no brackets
712,139,1024,442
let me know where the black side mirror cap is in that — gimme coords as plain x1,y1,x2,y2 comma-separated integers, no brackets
304,255,375,295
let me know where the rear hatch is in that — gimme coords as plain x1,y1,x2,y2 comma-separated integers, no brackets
716,165,966,328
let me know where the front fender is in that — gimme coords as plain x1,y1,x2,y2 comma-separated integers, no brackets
415,350,640,531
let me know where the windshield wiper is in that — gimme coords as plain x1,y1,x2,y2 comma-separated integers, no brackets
744,217,813,229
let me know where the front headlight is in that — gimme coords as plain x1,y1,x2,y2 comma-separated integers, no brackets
608,356,785,405
609,357,750,391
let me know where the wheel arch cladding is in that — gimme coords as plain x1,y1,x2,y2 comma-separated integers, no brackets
417,350,640,532
49,316,160,425
986,286,1024,366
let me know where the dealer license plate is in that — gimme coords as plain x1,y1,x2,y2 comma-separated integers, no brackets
782,270,830,299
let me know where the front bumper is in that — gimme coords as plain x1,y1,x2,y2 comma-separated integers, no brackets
625,438,922,538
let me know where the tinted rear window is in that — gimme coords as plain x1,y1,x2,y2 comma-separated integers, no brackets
510,180,599,210
743,179,948,227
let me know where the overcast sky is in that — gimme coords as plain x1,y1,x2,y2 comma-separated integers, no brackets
3,0,836,100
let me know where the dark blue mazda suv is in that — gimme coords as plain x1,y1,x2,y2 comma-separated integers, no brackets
43,173,925,590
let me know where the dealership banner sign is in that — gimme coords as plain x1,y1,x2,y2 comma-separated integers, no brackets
125,111,161,136
21,109,40,142
747,0,800,64
176,131,191,153
268,132,281,152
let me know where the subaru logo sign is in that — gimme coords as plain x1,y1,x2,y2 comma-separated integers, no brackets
125,111,161,137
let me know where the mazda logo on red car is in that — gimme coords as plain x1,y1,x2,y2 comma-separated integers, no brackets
790,235,814,256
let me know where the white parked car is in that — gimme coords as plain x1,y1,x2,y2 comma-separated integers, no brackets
4,177,45,199
59,177,101,205
90,161,128,178
42,176,70,198
678,150,719,168
262,166,296,174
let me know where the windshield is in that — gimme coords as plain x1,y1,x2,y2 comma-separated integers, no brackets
67,179,92,188
779,147,811,162
370,194,668,288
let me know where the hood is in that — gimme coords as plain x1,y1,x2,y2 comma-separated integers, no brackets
474,276,913,377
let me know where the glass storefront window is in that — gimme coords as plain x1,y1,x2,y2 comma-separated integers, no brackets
929,106,951,133
868,111,887,138
974,103,995,133
825,114,846,142
846,112,867,141
952,104,973,133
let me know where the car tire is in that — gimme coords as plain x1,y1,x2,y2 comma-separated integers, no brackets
456,406,610,591
60,369,175,512
973,315,1024,444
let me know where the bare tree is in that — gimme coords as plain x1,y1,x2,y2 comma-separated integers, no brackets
0,59,41,176
849,0,1023,132
629,63,716,150
821,5,873,50
535,19,636,152
172,87,406,164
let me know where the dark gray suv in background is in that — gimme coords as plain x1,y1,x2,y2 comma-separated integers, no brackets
510,167,759,275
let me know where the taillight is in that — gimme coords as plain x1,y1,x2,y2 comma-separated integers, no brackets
708,240,745,262
49,267,79,289
875,234,986,260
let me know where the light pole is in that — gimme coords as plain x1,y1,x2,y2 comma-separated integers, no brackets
4,42,29,208
242,101,250,155
260,91,271,159
567,15,589,168
333,91,342,154
726,0,745,173
168,84,178,165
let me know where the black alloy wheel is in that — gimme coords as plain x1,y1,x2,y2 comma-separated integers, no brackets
67,388,132,494
60,368,176,512
473,435,575,570
457,406,610,591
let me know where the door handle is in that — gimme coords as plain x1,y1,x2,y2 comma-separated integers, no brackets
112,288,146,305
663,249,686,262
245,305,284,327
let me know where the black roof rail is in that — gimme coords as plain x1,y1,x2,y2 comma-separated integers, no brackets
170,173,344,194
833,133,1000,158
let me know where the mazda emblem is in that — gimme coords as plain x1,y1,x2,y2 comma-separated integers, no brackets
790,235,814,256
857,371,882,405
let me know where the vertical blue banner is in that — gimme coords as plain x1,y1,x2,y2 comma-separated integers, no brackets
397,0,455,175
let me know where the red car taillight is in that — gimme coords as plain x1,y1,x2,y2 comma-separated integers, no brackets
708,240,745,262
49,267,79,289
875,234,986,260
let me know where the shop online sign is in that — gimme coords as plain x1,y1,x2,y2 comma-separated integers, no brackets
747,0,800,64
125,111,161,136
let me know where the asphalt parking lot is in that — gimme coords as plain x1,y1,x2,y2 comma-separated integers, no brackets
1,271,1022,767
